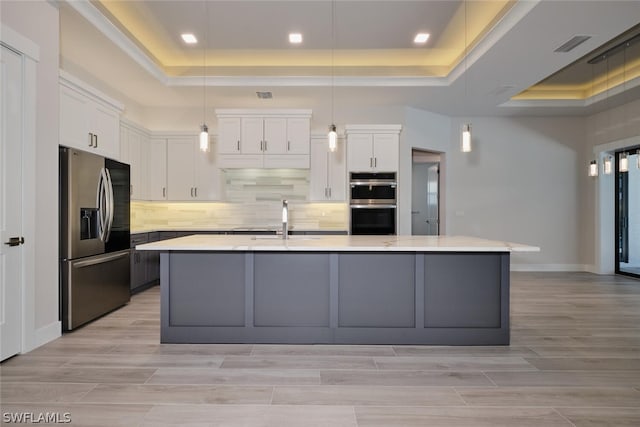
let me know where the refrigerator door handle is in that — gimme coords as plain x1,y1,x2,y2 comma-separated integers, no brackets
97,168,108,242
104,168,114,242
72,251,129,268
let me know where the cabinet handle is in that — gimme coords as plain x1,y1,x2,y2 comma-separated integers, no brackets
88,133,93,147
264,140,268,151
237,140,240,151
374,157,377,168
324,188,328,198
329,187,332,198
93,134,98,148
194,187,198,197
162,187,166,198
287,141,291,151
370,157,373,168
190,187,194,197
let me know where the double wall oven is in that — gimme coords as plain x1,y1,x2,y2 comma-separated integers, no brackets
350,172,397,235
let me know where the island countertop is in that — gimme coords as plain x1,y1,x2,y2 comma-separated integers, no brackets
136,234,540,253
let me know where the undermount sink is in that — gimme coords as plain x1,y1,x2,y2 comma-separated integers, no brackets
251,235,320,241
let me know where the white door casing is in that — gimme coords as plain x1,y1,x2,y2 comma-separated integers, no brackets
0,44,24,361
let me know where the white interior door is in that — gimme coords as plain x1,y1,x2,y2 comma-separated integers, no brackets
1,45,24,361
412,161,439,236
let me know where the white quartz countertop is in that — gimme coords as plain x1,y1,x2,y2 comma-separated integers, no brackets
136,234,540,253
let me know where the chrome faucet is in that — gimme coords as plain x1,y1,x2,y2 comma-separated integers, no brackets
281,199,289,239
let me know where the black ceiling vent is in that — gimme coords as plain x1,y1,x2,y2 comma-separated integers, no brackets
256,91,273,99
554,35,591,53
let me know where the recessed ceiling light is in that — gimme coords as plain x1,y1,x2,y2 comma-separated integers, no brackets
181,33,198,44
414,33,430,44
289,33,303,44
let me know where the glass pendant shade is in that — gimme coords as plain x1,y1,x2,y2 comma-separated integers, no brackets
588,160,598,177
328,124,337,152
461,124,471,153
603,156,613,175
199,124,209,152
620,152,629,172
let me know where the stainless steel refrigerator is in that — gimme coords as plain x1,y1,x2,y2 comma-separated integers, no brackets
59,146,131,331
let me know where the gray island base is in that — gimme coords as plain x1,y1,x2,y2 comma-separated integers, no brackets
137,234,538,345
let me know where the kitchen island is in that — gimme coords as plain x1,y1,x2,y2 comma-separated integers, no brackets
137,235,538,345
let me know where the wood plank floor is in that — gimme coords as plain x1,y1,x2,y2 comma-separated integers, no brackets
2,272,640,426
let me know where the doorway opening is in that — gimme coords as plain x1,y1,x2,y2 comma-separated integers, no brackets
412,149,441,236
615,147,640,278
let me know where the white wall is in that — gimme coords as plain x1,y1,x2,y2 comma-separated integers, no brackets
445,116,586,269
400,107,451,235
1,0,61,349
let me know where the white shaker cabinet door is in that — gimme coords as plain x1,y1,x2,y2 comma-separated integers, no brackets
148,138,168,200
60,85,91,150
309,138,330,201
347,133,374,172
263,118,287,154
90,101,120,159
328,136,346,200
167,138,195,201
217,117,241,154
286,118,310,154
241,117,264,155
372,133,399,172
195,141,221,200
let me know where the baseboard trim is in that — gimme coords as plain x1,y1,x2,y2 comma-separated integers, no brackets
30,321,61,352
511,264,588,272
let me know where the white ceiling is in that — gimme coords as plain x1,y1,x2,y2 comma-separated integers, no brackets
59,0,640,118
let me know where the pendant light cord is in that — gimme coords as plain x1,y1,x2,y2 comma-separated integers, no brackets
203,0,207,125
331,0,335,126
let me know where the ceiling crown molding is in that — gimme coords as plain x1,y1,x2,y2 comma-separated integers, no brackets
65,0,168,85
64,0,534,90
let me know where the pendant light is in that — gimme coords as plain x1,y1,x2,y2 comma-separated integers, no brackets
603,156,613,175
461,124,471,153
461,0,471,153
328,0,337,152
588,160,598,177
620,152,629,172
199,0,209,153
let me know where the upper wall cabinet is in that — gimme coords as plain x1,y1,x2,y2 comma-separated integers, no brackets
345,125,401,173
120,122,149,201
216,109,311,168
166,136,221,201
59,71,123,159
309,136,346,201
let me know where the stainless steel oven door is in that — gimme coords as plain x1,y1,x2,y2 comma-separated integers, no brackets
350,206,396,235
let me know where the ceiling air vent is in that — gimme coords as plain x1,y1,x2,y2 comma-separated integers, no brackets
256,91,273,99
554,35,591,53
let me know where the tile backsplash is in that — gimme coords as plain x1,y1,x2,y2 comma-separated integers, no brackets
131,169,348,232
131,201,348,232
223,169,309,203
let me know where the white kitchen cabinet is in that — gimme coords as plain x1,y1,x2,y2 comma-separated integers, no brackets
59,71,123,159
345,125,401,173
120,123,149,200
216,109,311,168
310,136,346,201
147,138,168,200
166,137,220,201
217,117,241,154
